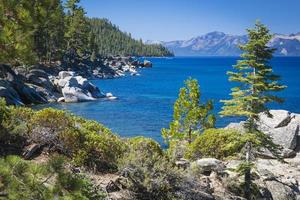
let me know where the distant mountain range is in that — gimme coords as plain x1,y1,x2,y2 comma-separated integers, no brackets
145,31,300,56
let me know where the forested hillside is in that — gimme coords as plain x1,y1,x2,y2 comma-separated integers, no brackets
90,18,172,57
0,0,172,67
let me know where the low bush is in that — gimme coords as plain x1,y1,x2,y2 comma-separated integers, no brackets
0,155,105,199
185,128,248,160
126,136,163,155
67,118,126,172
118,137,211,200
1,100,126,172
166,139,189,161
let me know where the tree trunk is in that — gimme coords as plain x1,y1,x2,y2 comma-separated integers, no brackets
244,141,252,200
188,127,192,144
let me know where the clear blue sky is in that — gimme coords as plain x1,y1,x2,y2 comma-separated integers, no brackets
79,0,300,41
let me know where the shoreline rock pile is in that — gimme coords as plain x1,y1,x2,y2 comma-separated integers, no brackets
0,57,152,105
53,71,105,103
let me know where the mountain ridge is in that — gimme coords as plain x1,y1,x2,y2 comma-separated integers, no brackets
146,32,300,56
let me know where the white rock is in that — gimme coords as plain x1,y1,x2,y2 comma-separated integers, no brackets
62,86,95,102
258,110,291,129
57,97,65,102
108,96,117,100
106,92,113,97
265,118,299,150
58,71,75,79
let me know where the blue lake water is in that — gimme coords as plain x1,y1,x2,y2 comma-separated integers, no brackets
37,57,300,144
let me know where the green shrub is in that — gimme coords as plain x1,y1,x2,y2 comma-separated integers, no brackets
185,128,248,160
64,118,126,172
1,105,126,172
166,139,189,161
118,137,212,200
127,136,163,155
0,98,9,124
0,155,106,200
0,102,31,154
0,155,52,199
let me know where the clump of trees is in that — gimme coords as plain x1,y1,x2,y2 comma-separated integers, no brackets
0,0,173,67
89,18,172,57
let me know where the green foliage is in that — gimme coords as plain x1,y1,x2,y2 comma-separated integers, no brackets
64,0,91,58
220,21,286,131
162,78,215,143
118,145,182,199
89,18,173,57
165,140,189,161
220,21,286,199
0,0,37,65
67,118,126,172
1,0,171,67
32,0,66,62
0,100,28,152
118,137,209,199
1,105,126,172
0,155,106,200
0,155,51,199
126,136,163,155
185,128,249,160
0,98,9,125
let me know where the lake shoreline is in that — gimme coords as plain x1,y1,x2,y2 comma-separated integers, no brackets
0,56,153,106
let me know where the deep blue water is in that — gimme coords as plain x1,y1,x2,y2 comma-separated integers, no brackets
36,57,300,144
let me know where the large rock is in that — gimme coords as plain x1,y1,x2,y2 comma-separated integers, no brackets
258,110,292,130
0,81,23,105
225,110,300,151
58,71,75,79
265,181,296,200
143,60,152,67
62,86,95,102
55,71,104,102
27,69,49,79
193,158,224,174
263,119,299,150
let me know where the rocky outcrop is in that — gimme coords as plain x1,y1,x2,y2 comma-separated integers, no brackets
53,71,105,102
225,110,300,157
0,56,153,105
224,157,300,200
0,64,50,105
192,158,225,174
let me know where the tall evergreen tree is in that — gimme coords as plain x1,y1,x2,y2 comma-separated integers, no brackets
64,0,90,58
0,0,36,66
162,78,215,144
220,21,286,199
32,0,65,63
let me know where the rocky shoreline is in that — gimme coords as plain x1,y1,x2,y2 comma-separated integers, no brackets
104,110,300,199
0,56,152,105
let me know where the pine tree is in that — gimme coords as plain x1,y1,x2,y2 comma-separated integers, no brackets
32,0,65,63
220,21,286,199
0,0,36,66
162,78,215,144
64,0,90,58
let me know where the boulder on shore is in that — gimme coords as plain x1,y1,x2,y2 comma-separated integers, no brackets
225,110,300,157
54,71,105,103
143,60,152,67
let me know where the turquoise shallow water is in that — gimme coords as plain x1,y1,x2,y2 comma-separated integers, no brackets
36,57,300,144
